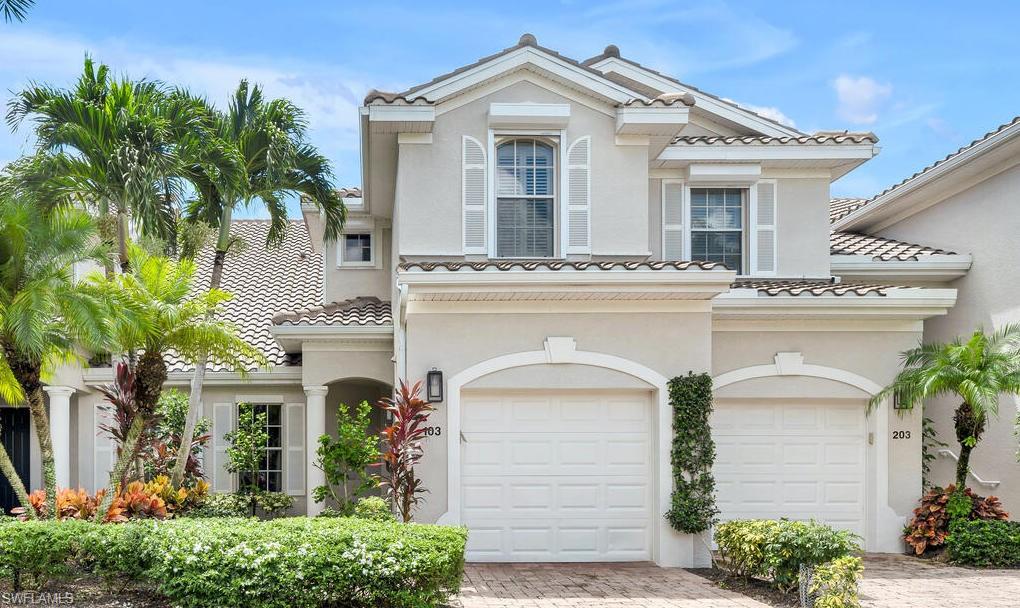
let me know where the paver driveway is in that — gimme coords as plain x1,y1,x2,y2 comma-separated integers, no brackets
452,562,768,608
861,554,1020,608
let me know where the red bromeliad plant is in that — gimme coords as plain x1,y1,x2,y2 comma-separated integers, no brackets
377,380,434,522
903,484,1008,555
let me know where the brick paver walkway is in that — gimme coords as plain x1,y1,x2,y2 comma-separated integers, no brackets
861,553,1020,608
452,562,768,607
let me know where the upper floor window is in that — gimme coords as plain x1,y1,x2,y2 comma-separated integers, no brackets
690,188,745,274
338,231,375,267
495,138,556,258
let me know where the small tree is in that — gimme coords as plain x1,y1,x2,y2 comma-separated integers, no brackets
873,325,1020,508
313,401,380,514
225,402,268,516
378,380,434,523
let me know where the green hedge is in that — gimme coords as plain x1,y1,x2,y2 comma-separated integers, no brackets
715,519,860,592
0,517,466,608
947,519,1020,567
665,372,718,533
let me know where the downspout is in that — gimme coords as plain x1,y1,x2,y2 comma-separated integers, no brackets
396,282,409,385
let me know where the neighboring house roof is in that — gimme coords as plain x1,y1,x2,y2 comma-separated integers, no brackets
732,279,894,297
829,198,870,223
832,115,1020,229
337,187,362,198
166,220,323,373
397,260,724,272
673,132,877,146
830,232,957,261
272,297,392,327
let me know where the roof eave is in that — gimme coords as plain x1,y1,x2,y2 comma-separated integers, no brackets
713,287,958,320
830,254,972,282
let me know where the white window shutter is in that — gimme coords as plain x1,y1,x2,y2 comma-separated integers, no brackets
566,136,591,254
753,180,778,275
662,180,685,260
93,406,114,493
462,135,487,254
284,402,305,496
212,403,235,492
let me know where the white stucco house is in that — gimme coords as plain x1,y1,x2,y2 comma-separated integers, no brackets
11,34,1020,568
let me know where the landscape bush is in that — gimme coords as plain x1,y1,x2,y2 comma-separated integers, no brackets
807,555,864,608
903,484,1008,555
353,496,396,522
946,519,1020,567
715,519,860,592
0,516,467,607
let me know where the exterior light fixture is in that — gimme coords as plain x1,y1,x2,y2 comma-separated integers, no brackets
893,390,908,410
426,368,444,403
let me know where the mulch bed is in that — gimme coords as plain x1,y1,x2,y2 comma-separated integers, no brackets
687,568,799,608
0,577,169,608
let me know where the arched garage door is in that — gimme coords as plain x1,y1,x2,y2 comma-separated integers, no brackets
460,390,654,562
712,400,867,538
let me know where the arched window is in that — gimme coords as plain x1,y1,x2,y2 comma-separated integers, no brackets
495,138,556,258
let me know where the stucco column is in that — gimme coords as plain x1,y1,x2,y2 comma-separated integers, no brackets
303,385,328,516
43,386,75,489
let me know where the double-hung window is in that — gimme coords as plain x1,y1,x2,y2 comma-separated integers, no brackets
238,403,283,492
495,138,556,258
690,188,745,274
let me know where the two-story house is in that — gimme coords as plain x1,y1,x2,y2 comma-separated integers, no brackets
3,35,965,568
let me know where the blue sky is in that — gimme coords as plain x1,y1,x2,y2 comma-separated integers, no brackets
1,0,1017,217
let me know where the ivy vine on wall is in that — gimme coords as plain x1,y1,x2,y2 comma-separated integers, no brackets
665,372,719,534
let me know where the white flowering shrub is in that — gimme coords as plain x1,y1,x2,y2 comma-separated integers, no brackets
0,517,467,607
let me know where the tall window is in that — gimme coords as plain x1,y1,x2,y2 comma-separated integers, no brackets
690,188,745,273
496,138,555,258
239,403,283,492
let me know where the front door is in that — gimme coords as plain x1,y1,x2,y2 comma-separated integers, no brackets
0,407,31,515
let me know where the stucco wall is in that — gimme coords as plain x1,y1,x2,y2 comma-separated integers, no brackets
395,78,650,258
876,163,1020,510
404,306,713,523
322,226,393,302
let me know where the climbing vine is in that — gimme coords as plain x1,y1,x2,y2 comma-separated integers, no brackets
665,372,718,533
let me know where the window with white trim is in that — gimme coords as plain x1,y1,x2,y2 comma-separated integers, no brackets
689,187,746,274
238,403,283,493
337,231,375,267
495,137,556,258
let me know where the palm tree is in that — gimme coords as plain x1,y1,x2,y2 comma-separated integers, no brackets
7,58,229,274
0,188,113,517
89,245,266,516
169,80,345,486
872,325,1020,495
0,0,33,22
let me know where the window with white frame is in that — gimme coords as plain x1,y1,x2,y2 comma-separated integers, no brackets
495,137,556,258
338,231,374,267
238,403,283,493
689,187,746,274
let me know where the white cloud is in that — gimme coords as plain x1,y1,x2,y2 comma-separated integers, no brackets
832,75,892,124
722,98,796,127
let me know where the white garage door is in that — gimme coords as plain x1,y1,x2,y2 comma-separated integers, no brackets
713,401,867,538
461,391,653,562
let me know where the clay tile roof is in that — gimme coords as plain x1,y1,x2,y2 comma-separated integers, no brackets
623,92,695,107
165,220,323,373
397,260,724,272
829,198,870,223
272,297,392,327
672,131,878,146
834,116,1020,223
337,187,362,198
363,90,432,105
732,279,895,296
830,232,957,261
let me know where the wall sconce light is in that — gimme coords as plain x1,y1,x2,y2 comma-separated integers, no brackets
893,390,908,410
426,368,444,403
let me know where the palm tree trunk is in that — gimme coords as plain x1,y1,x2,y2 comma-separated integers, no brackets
116,208,130,273
0,439,33,518
171,207,232,487
95,413,146,520
953,401,985,493
24,389,57,518
956,443,973,491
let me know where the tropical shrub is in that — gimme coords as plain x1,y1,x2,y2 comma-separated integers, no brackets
353,496,396,522
185,492,251,518
665,372,718,534
946,519,1020,567
12,478,206,522
378,380,435,522
146,389,211,484
715,519,860,592
0,517,467,607
807,555,864,608
313,400,380,514
254,491,294,517
903,484,1008,555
